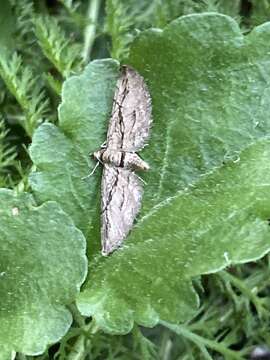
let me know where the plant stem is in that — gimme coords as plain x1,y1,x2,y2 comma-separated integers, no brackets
68,303,86,327
82,0,101,63
66,322,98,360
66,333,86,360
158,328,172,360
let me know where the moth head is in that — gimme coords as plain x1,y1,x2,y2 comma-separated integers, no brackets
93,149,104,162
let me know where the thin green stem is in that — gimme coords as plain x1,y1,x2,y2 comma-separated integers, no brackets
66,322,98,360
82,0,101,63
68,304,86,327
66,333,86,360
158,328,172,360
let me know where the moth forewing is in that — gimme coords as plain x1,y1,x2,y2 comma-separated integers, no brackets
94,65,152,256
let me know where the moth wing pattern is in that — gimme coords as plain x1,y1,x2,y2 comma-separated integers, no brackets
106,66,152,152
101,164,143,255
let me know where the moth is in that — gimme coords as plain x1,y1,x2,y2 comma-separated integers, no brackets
94,66,152,256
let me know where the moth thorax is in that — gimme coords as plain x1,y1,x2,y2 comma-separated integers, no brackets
96,149,149,171
99,149,121,166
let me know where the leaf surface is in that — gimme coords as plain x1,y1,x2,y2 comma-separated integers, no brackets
30,14,270,333
78,138,270,332
0,190,87,358
30,59,119,253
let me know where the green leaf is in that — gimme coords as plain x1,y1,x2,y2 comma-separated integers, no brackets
77,138,270,333
128,14,270,213
29,59,120,253
30,14,270,333
0,189,87,358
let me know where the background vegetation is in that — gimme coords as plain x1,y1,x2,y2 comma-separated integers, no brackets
1,0,270,359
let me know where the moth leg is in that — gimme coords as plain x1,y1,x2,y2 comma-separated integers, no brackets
81,161,100,180
89,161,100,175
136,174,147,185
115,169,146,186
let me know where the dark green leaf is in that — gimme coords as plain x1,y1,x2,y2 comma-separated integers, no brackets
77,138,270,333
0,189,87,358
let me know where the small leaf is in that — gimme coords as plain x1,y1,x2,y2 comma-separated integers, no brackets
0,189,87,358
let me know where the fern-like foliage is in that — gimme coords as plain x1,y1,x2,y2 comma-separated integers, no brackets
12,0,34,41
0,118,17,187
33,16,82,78
9,0,38,60
104,0,204,59
105,0,135,61
0,53,49,137
58,0,87,28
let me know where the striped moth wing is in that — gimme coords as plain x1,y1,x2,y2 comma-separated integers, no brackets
100,66,152,255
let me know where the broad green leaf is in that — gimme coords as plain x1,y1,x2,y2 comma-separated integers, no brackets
30,14,270,333
0,189,87,358
78,139,270,332
128,14,270,212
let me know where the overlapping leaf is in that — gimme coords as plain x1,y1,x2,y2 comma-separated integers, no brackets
30,14,270,333
30,59,119,254
78,138,270,332
0,189,87,358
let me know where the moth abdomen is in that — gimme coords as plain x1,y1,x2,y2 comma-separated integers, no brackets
123,153,149,171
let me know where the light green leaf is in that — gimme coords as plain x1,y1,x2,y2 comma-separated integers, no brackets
0,189,87,358
30,14,270,333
